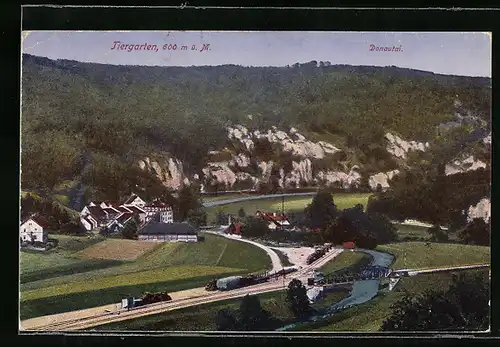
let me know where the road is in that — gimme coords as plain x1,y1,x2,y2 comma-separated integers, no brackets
202,192,316,208
406,263,490,276
20,243,343,331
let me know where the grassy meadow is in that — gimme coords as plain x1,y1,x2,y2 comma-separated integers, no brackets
376,242,490,270
319,251,372,275
205,193,372,224
20,233,271,320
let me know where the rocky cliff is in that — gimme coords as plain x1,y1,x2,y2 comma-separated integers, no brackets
137,126,439,192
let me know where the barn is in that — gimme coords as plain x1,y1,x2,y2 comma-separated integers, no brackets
138,222,198,242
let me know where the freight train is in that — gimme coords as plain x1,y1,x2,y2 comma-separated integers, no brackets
121,291,172,309
206,266,299,291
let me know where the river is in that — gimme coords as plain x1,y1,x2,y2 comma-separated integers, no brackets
277,248,394,331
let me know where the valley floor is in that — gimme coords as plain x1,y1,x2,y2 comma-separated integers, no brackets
20,233,271,320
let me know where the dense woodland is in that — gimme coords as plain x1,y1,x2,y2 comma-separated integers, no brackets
22,54,491,202
367,167,491,230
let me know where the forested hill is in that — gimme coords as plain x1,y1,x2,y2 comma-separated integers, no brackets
21,53,491,202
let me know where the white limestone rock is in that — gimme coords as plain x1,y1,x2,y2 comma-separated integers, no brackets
445,155,487,176
138,155,188,190
385,132,428,159
467,198,490,223
369,170,400,191
315,167,362,189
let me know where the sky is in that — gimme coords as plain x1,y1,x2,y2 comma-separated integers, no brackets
22,31,491,77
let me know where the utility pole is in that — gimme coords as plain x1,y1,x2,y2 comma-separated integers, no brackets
282,195,284,216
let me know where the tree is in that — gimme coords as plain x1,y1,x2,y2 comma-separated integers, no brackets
427,225,449,242
215,209,229,225
458,218,490,246
238,294,272,331
238,207,246,218
304,189,338,230
286,279,312,319
122,218,138,239
241,216,269,238
177,184,203,222
215,308,239,331
187,208,207,228
381,271,489,331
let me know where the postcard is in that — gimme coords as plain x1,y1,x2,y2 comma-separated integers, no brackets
19,30,491,334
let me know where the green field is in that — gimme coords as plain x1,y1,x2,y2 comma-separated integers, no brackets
393,223,459,242
376,242,490,269
205,193,372,224
319,251,372,275
20,234,122,283
295,269,489,332
95,288,349,331
20,233,271,319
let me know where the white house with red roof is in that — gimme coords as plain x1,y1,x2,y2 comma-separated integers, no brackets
20,215,49,244
123,193,147,208
143,198,173,223
80,193,151,232
255,211,291,230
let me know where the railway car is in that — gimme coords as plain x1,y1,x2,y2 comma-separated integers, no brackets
216,276,243,290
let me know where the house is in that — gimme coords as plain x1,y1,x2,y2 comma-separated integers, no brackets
255,211,291,230
80,205,117,231
123,205,146,224
100,201,120,209
107,212,135,234
80,214,99,231
224,221,242,235
116,205,133,214
138,222,198,242
123,193,147,208
143,199,173,223
102,206,121,218
20,215,48,244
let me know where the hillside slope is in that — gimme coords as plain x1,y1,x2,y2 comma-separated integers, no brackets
21,54,491,203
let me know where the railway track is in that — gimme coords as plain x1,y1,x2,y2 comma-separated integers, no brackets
23,247,343,331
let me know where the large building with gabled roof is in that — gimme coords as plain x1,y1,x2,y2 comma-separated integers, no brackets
138,222,198,242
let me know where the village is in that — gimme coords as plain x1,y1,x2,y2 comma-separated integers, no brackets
19,192,316,251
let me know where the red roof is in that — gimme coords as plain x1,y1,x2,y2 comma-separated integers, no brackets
126,205,146,214
225,222,242,234
117,212,134,224
117,206,133,213
87,206,107,220
256,211,288,222
343,241,355,249
102,207,120,215
102,201,120,207
255,211,289,228
23,215,50,228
